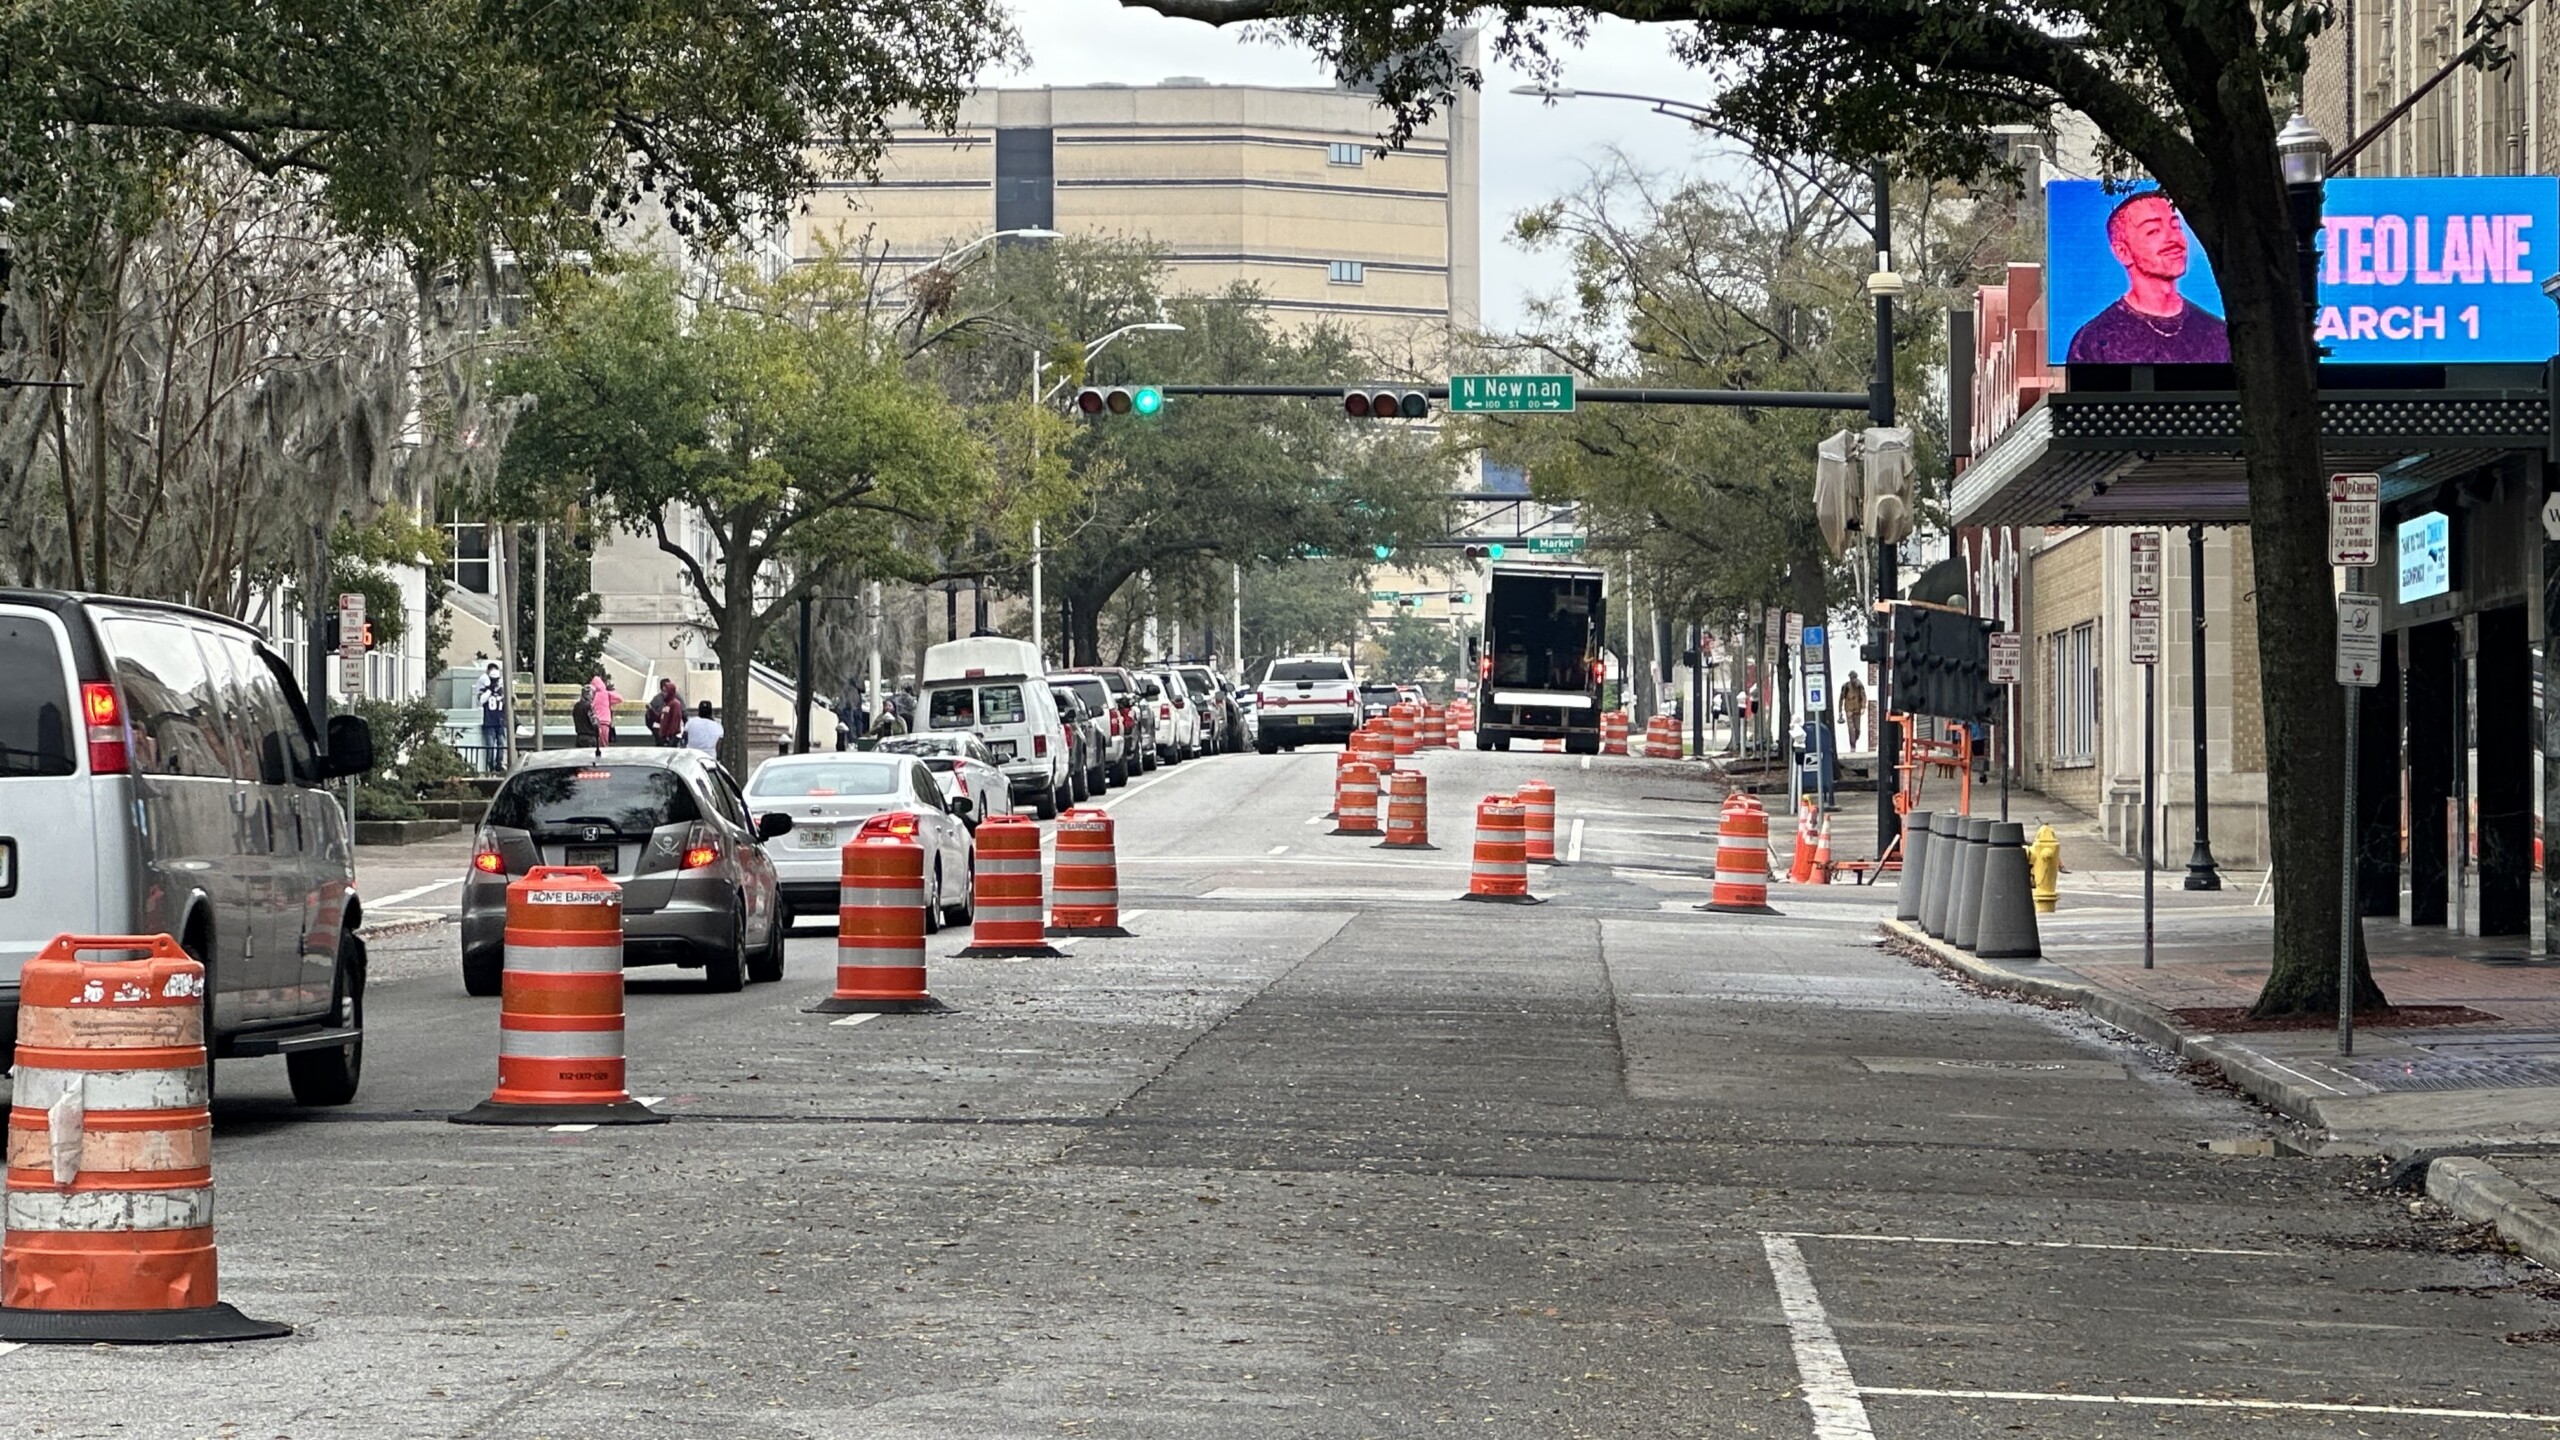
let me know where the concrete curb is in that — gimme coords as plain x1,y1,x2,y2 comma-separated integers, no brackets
2427,1158,2560,1271
1881,918,2559,1272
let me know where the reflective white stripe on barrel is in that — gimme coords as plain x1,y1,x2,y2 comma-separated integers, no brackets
495,1029,626,1060
6,1187,214,1232
12,1066,209,1112
498,943,623,974
979,857,1042,874
975,904,1044,924
838,886,925,909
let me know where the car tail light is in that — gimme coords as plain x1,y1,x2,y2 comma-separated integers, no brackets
859,811,920,839
472,849,505,874
680,824,721,870
1033,733,1048,757
82,682,130,774
1479,657,1493,679
1591,658,1606,684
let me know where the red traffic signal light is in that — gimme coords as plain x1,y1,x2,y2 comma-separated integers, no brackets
1344,388,1429,420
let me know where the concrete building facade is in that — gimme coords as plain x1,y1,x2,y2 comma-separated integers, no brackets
794,72,1483,348
2302,0,2552,178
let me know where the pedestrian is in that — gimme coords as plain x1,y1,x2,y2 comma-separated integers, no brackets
1838,671,1867,749
891,681,917,727
681,699,724,756
474,660,509,770
584,669,624,749
645,677,686,747
868,705,908,740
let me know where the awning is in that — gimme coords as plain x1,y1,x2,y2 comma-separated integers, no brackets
1951,385,2555,528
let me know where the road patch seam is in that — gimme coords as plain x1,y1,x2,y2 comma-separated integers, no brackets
1883,918,2560,1274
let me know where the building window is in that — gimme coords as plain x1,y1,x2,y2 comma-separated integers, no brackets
1327,142,1365,167
994,127,1055,232
1327,260,1366,285
2048,621,2097,766
444,517,493,595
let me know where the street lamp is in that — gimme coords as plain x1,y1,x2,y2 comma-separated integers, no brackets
2277,115,2331,330
1029,321,1186,662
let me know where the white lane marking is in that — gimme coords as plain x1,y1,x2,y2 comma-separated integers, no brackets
1566,818,1584,864
1118,909,1149,924
373,877,462,906
1761,1234,1877,1440
549,1123,598,1133
0,1342,25,1359
1095,770,1179,811
2237,1054,2365,1097
1303,812,1325,826
1268,844,1290,855
1051,937,1080,949
830,1013,879,1028
1580,754,1592,771
634,1096,665,1107
1772,1232,2293,1258
1856,1388,2560,1422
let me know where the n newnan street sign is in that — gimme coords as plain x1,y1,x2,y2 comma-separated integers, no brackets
1448,374,1575,413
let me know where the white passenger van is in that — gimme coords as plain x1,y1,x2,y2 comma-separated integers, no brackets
0,590,377,1103
919,636,1071,818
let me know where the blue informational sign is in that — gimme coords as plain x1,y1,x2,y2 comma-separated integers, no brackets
2046,177,2560,366
2398,511,2450,602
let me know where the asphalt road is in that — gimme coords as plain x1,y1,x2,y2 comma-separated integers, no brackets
11,745,2558,1438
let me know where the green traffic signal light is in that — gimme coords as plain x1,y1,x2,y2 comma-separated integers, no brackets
1373,544,1394,560
1486,543,1505,559
1131,386,1162,416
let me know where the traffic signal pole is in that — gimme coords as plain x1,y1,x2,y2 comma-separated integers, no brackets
1870,161,1902,861
1157,383,1867,409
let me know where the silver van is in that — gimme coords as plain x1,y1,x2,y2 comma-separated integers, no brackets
0,590,376,1104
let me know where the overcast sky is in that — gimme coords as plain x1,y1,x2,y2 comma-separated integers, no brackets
1004,2,1725,335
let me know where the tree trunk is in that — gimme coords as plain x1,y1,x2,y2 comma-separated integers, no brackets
716,533,763,779
2194,134,2387,1017
1069,589,1104,667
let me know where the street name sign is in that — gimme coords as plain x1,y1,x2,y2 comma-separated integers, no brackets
2336,592,2382,686
1988,632,2021,686
2329,472,2381,567
2130,530,2163,599
1369,591,1399,602
2129,596,2162,665
1525,535,1586,554
1448,374,1575,413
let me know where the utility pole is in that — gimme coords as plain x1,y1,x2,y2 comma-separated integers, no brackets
533,525,548,753
1869,160,1902,857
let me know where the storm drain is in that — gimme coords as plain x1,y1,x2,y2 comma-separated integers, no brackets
2336,1056,2560,1092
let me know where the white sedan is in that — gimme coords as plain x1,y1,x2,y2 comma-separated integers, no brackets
874,733,1016,826
743,752,975,932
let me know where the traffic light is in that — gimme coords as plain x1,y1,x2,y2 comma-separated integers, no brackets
1344,388,1429,420
1460,543,1507,560
1887,604,1993,723
1862,425,1916,544
1073,385,1164,418
1372,544,1395,560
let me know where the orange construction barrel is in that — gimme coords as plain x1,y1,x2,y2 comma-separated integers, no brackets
1049,808,1132,936
1331,761,1381,836
957,816,1060,958
1518,779,1560,865
809,833,944,1013
1703,794,1781,914
456,867,663,1126
1379,770,1435,850
1,934,291,1343
1460,796,1541,904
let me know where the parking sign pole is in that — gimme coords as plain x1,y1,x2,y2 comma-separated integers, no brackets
2328,475,2381,1056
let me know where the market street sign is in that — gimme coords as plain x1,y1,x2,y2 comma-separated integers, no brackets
1447,374,1576,413
2329,472,2381,567
1525,535,1586,554
1369,591,1399,602
2336,592,2383,686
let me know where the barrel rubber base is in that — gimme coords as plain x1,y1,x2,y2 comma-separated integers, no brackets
1046,925,1134,938
1375,841,1441,851
1699,902,1784,916
805,993,949,1014
1326,827,1381,838
1529,857,1565,866
449,1098,668,1126
1457,893,1545,905
955,943,1064,959
0,1302,292,1344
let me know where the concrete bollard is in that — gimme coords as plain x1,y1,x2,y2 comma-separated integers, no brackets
1949,816,1993,951
1919,812,1962,937
1974,822,2043,960
1896,810,1935,923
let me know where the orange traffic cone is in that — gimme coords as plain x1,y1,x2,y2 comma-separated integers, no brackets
1811,816,1835,885
2,934,292,1342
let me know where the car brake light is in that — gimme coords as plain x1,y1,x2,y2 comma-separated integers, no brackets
1033,733,1048,757
1591,658,1606,684
859,812,921,839
473,849,505,874
1479,657,1493,679
81,682,130,774
681,843,719,869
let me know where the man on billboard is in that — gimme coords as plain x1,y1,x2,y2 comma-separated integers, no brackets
2065,192,2230,364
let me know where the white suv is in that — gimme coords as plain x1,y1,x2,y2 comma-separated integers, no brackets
1253,656,1360,751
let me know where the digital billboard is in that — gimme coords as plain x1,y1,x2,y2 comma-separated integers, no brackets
2046,177,2560,366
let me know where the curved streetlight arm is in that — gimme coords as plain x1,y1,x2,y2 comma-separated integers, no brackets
1510,84,1878,245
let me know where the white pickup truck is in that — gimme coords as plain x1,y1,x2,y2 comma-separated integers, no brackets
1252,655,1361,752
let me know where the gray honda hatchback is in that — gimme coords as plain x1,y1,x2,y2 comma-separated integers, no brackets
461,748,794,995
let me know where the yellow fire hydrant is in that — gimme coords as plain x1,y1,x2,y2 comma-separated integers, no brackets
2028,823,2062,914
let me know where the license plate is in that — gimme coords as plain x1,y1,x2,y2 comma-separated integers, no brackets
565,844,617,871
798,825,835,848
1296,715,1314,725
988,740,1015,759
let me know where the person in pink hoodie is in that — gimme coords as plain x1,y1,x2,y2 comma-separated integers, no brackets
584,670,624,749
